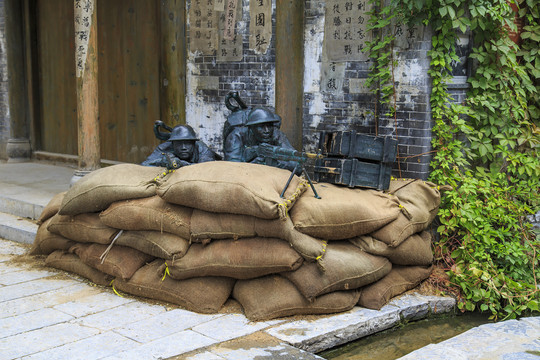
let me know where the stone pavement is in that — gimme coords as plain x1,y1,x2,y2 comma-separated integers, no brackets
0,161,538,359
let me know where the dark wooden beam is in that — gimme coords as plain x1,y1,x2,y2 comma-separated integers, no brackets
160,0,187,126
275,0,305,150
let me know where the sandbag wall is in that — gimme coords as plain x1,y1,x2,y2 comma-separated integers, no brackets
30,162,443,321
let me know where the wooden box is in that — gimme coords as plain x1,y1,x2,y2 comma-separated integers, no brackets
313,131,398,190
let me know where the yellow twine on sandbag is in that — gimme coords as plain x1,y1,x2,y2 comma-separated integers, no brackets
153,169,176,183
161,262,171,281
315,240,328,272
277,180,309,220
315,240,327,261
398,204,412,220
109,280,124,297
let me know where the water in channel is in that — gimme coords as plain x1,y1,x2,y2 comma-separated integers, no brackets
319,312,492,360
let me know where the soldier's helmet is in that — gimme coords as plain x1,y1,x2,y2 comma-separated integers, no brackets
168,125,198,141
246,107,281,127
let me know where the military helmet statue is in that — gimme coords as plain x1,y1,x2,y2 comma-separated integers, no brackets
246,107,282,127
168,124,198,141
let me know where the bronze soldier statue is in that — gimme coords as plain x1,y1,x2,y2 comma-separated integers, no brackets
142,124,217,169
223,107,298,173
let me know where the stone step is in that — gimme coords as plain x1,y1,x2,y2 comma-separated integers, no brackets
0,189,47,221
0,211,38,245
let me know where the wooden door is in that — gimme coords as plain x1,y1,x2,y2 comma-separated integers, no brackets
97,0,161,163
36,0,78,155
35,0,162,163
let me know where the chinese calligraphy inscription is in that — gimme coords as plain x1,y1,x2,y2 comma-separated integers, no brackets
323,0,372,62
249,0,272,54
189,0,218,55
321,62,346,95
74,0,94,78
223,0,238,40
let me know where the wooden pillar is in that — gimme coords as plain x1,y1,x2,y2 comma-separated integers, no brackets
160,0,187,126
73,0,100,183
5,0,31,162
275,0,304,150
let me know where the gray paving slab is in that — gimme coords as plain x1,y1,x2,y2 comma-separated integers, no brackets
0,277,79,302
399,316,540,360
0,268,56,285
265,305,402,353
191,314,282,342
53,291,134,318
0,307,74,339
113,308,224,343
71,300,168,331
0,236,28,255
101,330,218,360
0,261,26,274
0,162,73,194
0,322,100,359
387,294,431,320
20,331,140,360
0,283,100,319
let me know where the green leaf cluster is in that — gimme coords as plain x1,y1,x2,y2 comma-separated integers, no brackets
379,0,540,320
364,0,400,120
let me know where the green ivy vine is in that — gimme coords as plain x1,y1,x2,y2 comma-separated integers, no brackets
367,0,540,320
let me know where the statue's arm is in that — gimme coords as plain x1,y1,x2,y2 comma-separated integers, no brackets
223,129,245,162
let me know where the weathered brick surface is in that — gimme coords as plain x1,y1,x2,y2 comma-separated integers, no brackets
302,1,434,180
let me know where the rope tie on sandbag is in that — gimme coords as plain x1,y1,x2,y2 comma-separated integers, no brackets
277,180,309,220
109,279,124,297
100,230,124,264
153,169,176,183
398,204,412,220
161,262,171,281
315,241,328,272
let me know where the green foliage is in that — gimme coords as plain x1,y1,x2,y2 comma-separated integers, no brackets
364,0,400,120
387,0,540,320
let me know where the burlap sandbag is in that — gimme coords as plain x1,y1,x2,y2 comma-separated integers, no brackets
70,242,154,280
29,218,76,256
37,191,66,225
115,230,189,260
45,250,113,286
165,237,303,280
99,196,191,239
349,231,433,266
233,274,360,321
282,241,391,299
357,265,433,310
371,179,444,247
156,162,308,220
190,209,328,263
59,164,167,215
46,212,119,244
114,259,235,314
290,183,402,240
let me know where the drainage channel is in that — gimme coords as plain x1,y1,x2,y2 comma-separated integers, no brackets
318,312,492,360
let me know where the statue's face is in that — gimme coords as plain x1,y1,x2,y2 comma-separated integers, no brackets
172,140,195,160
251,123,274,144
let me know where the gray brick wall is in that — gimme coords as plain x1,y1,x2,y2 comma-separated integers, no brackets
185,0,277,153
302,0,434,180
0,0,9,160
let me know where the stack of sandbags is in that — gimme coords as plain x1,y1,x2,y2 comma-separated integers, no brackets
351,179,446,309
30,162,443,320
